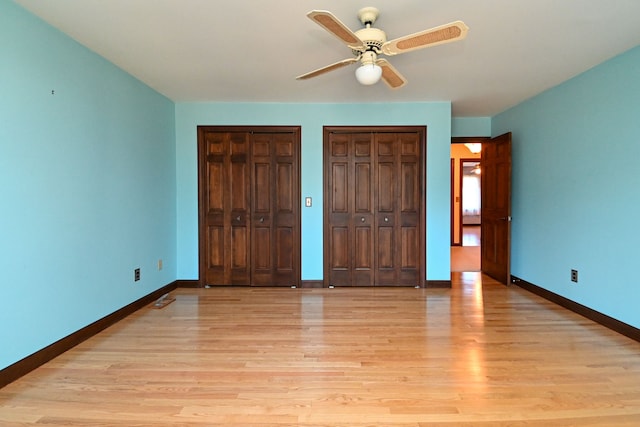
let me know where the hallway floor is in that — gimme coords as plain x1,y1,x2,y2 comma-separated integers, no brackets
451,226,481,272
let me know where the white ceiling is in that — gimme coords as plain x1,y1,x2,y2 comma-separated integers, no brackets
14,0,640,116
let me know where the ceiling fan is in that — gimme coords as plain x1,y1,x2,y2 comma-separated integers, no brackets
296,7,469,89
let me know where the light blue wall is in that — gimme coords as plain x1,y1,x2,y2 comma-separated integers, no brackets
175,102,452,282
0,2,176,369
493,45,640,328
452,117,491,137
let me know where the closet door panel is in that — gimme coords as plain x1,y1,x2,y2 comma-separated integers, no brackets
271,133,299,285
276,227,293,270
228,134,250,284
397,133,422,285
326,133,351,286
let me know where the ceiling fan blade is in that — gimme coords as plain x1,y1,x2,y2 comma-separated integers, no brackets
296,57,358,80
307,10,365,51
376,59,407,89
381,20,469,56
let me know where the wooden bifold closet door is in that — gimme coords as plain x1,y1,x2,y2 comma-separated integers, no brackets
198,126,300,287
324,126,425,287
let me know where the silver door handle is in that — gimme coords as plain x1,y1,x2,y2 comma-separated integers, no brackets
499,216,512,222
236,216,241,221
260,217,264,223
384,217,389,222
361,217,365,222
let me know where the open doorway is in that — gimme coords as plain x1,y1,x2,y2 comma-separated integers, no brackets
461,159,481,246
451,138,486,272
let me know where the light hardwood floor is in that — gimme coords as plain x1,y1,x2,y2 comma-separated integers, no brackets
450,246,480,272
462,225,481,247
2,273,640,426
451,226,481,272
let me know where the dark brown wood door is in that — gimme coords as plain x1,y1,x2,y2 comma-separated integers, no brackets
481,132,512,284
326,132,375,287
198,126,300,287
250,132,300,286
324,127,425,287
199,130,250,285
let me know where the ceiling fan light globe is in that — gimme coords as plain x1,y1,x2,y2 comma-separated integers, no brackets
355,63,382,85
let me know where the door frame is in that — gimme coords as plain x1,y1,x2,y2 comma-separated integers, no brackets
197,125,302,287
322,125,427,287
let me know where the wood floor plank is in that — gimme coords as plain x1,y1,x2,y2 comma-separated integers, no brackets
2,273,640,425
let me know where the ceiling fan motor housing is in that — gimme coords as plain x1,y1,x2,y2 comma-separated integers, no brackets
354,27,387,54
